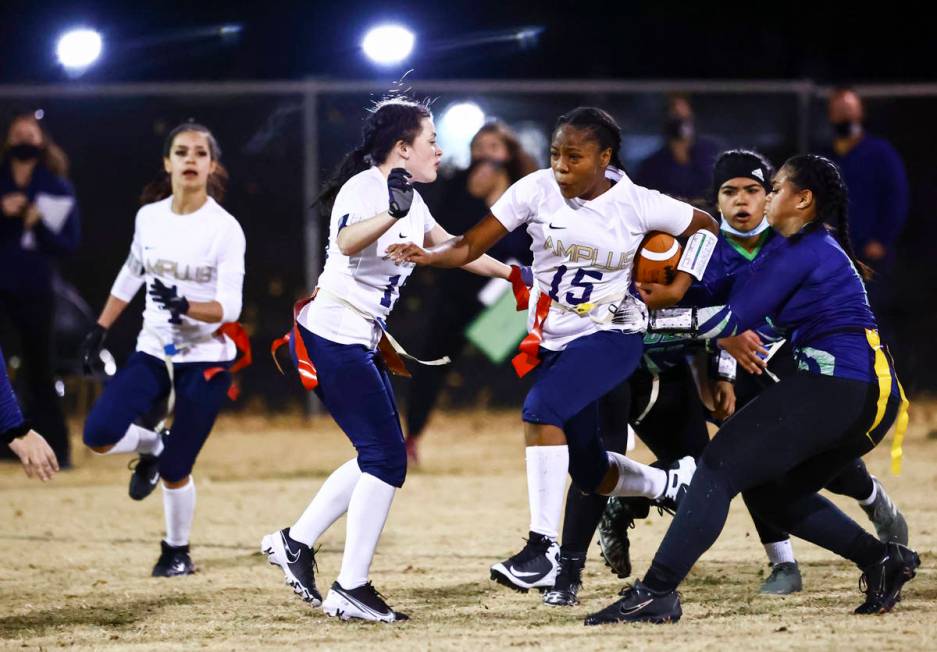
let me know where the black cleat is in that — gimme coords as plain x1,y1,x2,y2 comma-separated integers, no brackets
655,456,696,513
128,453,160,501
490,531,560,592
261,528,322,606
854,542,920,614
322,581,409,622
599,497,649,578
584,580,681,625
861,478,909,545
543,551,586,606
152,540,195,577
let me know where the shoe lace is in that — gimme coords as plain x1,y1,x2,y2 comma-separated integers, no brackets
310,545,321,573
361,581,391,609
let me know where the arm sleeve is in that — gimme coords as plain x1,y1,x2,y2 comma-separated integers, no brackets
31,181,81,255
633,184,694,236
490,173,540,232
698,240,814,339
874,143,910,247
418,193,437,233
110,214,145,301
214,221,246,323
0,347,26,438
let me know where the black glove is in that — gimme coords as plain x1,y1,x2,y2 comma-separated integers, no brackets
387,167,414,218
149,278,190,324
79,324,107,375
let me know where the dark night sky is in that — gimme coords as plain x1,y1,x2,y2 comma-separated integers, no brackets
0,0,934,84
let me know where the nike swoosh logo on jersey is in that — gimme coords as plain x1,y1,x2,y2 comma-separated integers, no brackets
621,598,654,614
398,233,408,238
509,566,543,578
548,223,566,229
282,534,302,564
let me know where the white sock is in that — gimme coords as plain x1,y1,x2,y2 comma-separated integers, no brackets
162,477,196,547
525,445,568,539
336,473,396,590
289,458,362,546
96,424,163,456
859,478,878,506
604,452,667,499
764,539,796,565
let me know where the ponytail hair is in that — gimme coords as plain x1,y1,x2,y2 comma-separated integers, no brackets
781,153,872,280
316,97,432,218
554,106,625,170
139,121,228,205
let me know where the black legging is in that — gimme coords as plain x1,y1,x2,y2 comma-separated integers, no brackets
645,372,900,592
560,365,710,554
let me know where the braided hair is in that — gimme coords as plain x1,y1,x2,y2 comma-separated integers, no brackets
781,153,872,280
316,97,432,218
554,107,625,170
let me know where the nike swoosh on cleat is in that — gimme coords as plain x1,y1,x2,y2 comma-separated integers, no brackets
282,534,302,564
620,598,654,615
508,566,543,578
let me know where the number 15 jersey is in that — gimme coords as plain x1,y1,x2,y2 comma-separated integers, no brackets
491,167,693,351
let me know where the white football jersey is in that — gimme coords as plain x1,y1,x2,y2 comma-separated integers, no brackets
301,166,437,347
491,167,693,351
110,196,246,363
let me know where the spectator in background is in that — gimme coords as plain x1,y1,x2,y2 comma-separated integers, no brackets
827,88,909,347
404,121,536,462
0,112,80,467
634,95,721,205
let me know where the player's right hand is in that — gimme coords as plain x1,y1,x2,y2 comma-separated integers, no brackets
79,324,108,375
385,242,431,265
387,168,414,218
712,380,736,421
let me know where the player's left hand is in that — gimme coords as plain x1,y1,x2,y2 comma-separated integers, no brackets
712,380,736,421
385,242,433,266
718,330,768,375
149,278,190,324
8,430,60,481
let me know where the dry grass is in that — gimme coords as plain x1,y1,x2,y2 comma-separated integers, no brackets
0,406,935,651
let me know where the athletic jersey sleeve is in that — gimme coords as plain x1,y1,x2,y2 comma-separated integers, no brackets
0,346,26,440
417,193,437,233
632,184,694,236
490,173,541,232
697,238,816,339
213,220,246,323
332,174,387,231
110,212,146,302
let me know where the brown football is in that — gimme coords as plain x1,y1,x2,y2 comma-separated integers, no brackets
634,231,682,284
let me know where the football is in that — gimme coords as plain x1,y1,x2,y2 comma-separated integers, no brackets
634,231,682,284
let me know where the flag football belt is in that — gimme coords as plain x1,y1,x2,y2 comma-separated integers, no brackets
271,287,450,392
144,322,252,430
510,284,640,379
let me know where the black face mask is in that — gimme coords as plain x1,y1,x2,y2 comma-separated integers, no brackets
831,120,860,139
665,117,694,141
7,143,41,161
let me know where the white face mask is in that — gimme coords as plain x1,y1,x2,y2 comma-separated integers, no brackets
719,212,770,237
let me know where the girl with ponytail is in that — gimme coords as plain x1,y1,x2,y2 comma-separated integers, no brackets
263,96,518,622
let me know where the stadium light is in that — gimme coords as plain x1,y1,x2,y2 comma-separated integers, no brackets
438,102,486,168
56,28,103,73
362,25,415,65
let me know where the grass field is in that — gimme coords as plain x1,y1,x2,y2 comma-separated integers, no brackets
1,406,935,651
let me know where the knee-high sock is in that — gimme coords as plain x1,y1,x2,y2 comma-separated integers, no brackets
289,458,362,546
336,473,396,589
526,445,569,539
96,424,163,456
162,477,196,547
604,452,666,499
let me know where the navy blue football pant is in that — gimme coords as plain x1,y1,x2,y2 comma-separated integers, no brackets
522,330,644,493
645,371,902,592
293,325,407,488
83,352,231,483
